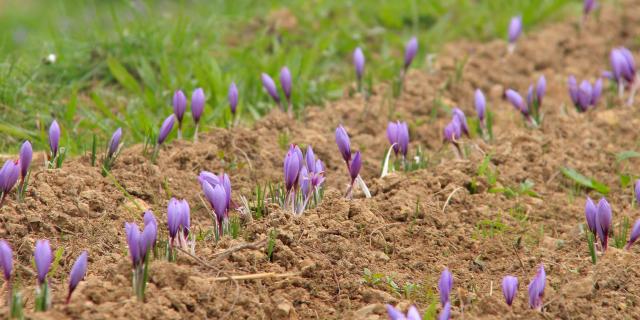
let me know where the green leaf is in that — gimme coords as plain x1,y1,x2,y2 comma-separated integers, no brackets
561,167,610,195
107,57,141,94
616,150,640,162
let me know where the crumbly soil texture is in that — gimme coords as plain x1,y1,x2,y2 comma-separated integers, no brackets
2,1,640,319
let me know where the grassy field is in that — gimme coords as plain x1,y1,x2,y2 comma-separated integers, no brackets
0,0,578,154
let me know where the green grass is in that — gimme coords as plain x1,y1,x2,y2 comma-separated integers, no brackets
0,0,578,154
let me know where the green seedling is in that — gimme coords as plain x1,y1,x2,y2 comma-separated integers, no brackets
561,167,610,195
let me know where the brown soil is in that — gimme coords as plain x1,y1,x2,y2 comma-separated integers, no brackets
2,1,640,319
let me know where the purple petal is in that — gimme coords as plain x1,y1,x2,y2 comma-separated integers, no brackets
19,141,32,178
157,114,176,145
34,239,52,284
228,82,238,115
191,88,205,123
172,90,187,122
68,251,88,295
353,47,365,80
279,67,292,100
0,240,12,281
49,120,61,157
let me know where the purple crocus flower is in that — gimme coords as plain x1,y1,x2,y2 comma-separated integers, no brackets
280,67,292,102
0,240,12,281
228,82,238,116
261,73,280,104
438,268,453,306
452,108,469,136
167,198,182,241
49,120,60,158
305,145,316,173
475,89,486,122
508,16,523,44
141,221,157,255
619,47,636,83
443,120,461,143
404,37,418,70
284,146,301,193
584,0,596,15
335,125,352,163
536,75,546,106
299,166,310,198
349,151,362,183
67,250,88,303
626,219,640,250
406,306,421,320
157,114,175,145
611,48,636,84
568,76,579,106
585,197,597,234
506,89,528,115
385,304,405,320
439,302,451,320
34,240,52,285
191,88,205,124
502,275,518,306
143,210,157,227
528,264,546,310
108,128,122,158
635,179,640,205
211,184,228,222
596,198,612,250
592,78,603,106
0,160,20,195
353,47,365,81
172,90,187,124
125,222,142,266
578,80,593,110
19,141,32,179
386,121,409,157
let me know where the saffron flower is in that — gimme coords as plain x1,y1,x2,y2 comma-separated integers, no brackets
143,210,158,243
284,145,302,195
349,151,362,184
166,199,189,255
280,67,293,115
107,128,122,159
228,82,238,116
261,73,281,108
173,90,187,138
386,304,422,320
34,240,53,311
49,120,60,159
584,0,596,19
404,37,418,71
287,145,326,215
626,219,640,250
528,264,546,310
596,197,612,250
635,179,640,205
438,268,453,306
19,141,32,180
0,160,20,206
157,114,175,145
335,125,352,163
191,88,205,141
507,16,522,53
386,121,410,158
0,240,12,282
610,47,637,104
475,89,486,122
439,302,451,320
67,251,88,303
125,222,153,301
569,76,602,112
585,197,597,234
502,275,518,306
443,120,462,158
191,88,205,125
200,171,232,236
452,108,469,137
103,128,122,175
353,47,365,89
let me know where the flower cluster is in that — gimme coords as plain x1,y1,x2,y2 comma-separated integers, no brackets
200,171,233,237
568,76,602,112
283,144,325,215
335,125,370,198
